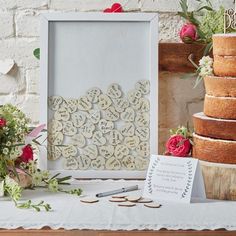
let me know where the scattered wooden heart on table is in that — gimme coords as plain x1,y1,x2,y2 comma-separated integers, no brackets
0,59,15,74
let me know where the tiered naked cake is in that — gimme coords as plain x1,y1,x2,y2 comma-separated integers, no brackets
192,34,236,200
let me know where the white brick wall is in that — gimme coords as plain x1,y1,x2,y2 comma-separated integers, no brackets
0,0,234,150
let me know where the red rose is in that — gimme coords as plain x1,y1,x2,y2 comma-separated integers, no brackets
104,3,123,13
165,134,191,157
0,118,6,128
20,145,34,163
179,23,198,43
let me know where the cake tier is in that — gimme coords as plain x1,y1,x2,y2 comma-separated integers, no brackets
193,112,236,141
213,34,236,56
213,55,236,77
193,133,236,164
204,94,236,119
204,75,236,97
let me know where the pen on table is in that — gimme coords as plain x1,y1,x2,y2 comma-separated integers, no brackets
96,185,139,198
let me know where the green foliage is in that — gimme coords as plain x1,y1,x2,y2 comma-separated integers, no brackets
4,176,23,202
33,48,40,60
17,200,51,212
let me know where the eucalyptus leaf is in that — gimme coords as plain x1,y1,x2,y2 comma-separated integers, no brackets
33,48,40,60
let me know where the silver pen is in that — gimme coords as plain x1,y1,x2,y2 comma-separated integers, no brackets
96,185,138,198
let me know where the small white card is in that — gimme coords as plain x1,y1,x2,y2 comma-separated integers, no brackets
143,155,206,203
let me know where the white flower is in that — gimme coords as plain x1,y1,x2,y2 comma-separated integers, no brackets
3,148,9,155
48,179,59,192
199,56,213,67
32,172,43,186
6,141,11,147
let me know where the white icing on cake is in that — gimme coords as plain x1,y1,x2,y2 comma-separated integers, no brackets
193,133,236,143
193,112,236,122
206,94,236,100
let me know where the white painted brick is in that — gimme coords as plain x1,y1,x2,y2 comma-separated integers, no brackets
159,13,183,42
0,0,16,9
15,10,40,37
0,11,14,38
140,0,181,12
0,66,25,94
0,38,39,68
26,67,39,94
16,0,48,9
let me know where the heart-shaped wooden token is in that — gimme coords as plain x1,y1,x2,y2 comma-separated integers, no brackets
107,83,122,98
80,122,95,138
62,145,78,158
98,119,114,134
91,156,105,170
70,133,86,148
121,107,135,122
71,112,86,128
105,157,121,170
88,109,101,124
98,94,112,110
99,145,114,159
54,107,70,121
135,80,150,95
48,145,62,160
120,123,135,137
0,59,15,74
63,98,78,113
104,106,119,121
63,156,78,170
114,144,129,159
83,144,98,160
48,119,63,132
62,121,77,136
133,98,150,112
135,112,149,127
77,154,91,170
124,136,139,149
86,87,101,103
108,130,123,146
77,96,92,111
135,127,149,141
122,155,135,170
135,156,148,170
49,96,63,111
92,131,106,146
48,132,64,145
128,90,142,105
113,97,129,112
137,142,150,157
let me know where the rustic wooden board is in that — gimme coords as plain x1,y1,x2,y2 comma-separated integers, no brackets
200,161,236,200
159,43,208,72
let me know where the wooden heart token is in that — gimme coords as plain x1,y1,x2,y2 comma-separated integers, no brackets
63,98,77,113
71,112,86,128
105,157,121,170
107,83,122,98
62,121,77,136
124,136,139,149
99,145,114,159
135,127,149,141
98,94,112,110
48,119,63,132
77,96,92,111
86,87,101,103
135,80,150,95
80,122,95,138
137,142,150,157
48,145,62,160
63,156,78,170
92,131,106,146
98,119,114,134
112,195,127,198
88,109,101,124
77,155,91,170
137,198,153,203
108,130,123,146
135,156,148,170
70,133,86,148
109,198,126,202
54,107,70,121
91,156,105,170
62,145,78,158
48,96,63,111
133,97,150,112
83,145,98,160
80,198,99,203
128,90,142,105
120,123,135,137
113,98,129,112
121,107,135,122
118,202,136,207
122,155,135,170
144,203,161,208
114,144,129,159
135,112,149,127
48,132,64,145
104,106,119,121
125,196,141,202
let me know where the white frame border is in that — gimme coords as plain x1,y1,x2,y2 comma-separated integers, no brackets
40,13,158,179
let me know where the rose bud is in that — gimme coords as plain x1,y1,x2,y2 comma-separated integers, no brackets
165,134,192,157
0,118,6,128
179,23,198,43
20,144,34,163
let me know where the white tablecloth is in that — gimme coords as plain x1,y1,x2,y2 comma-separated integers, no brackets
0,179,236,230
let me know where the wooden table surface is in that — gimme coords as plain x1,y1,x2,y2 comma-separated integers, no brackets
1,229,236,236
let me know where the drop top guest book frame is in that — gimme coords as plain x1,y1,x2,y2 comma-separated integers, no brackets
40,13,158,178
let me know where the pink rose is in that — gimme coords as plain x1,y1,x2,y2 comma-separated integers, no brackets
0,118,6,128
179,23,198,43
20,145,34,163
165,134,191,157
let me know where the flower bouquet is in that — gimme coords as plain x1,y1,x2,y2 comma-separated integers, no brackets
0,104,82,211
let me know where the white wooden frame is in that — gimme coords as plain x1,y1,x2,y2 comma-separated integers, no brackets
40,13,158,179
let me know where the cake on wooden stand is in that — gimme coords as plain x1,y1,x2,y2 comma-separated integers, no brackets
192,34,236,200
